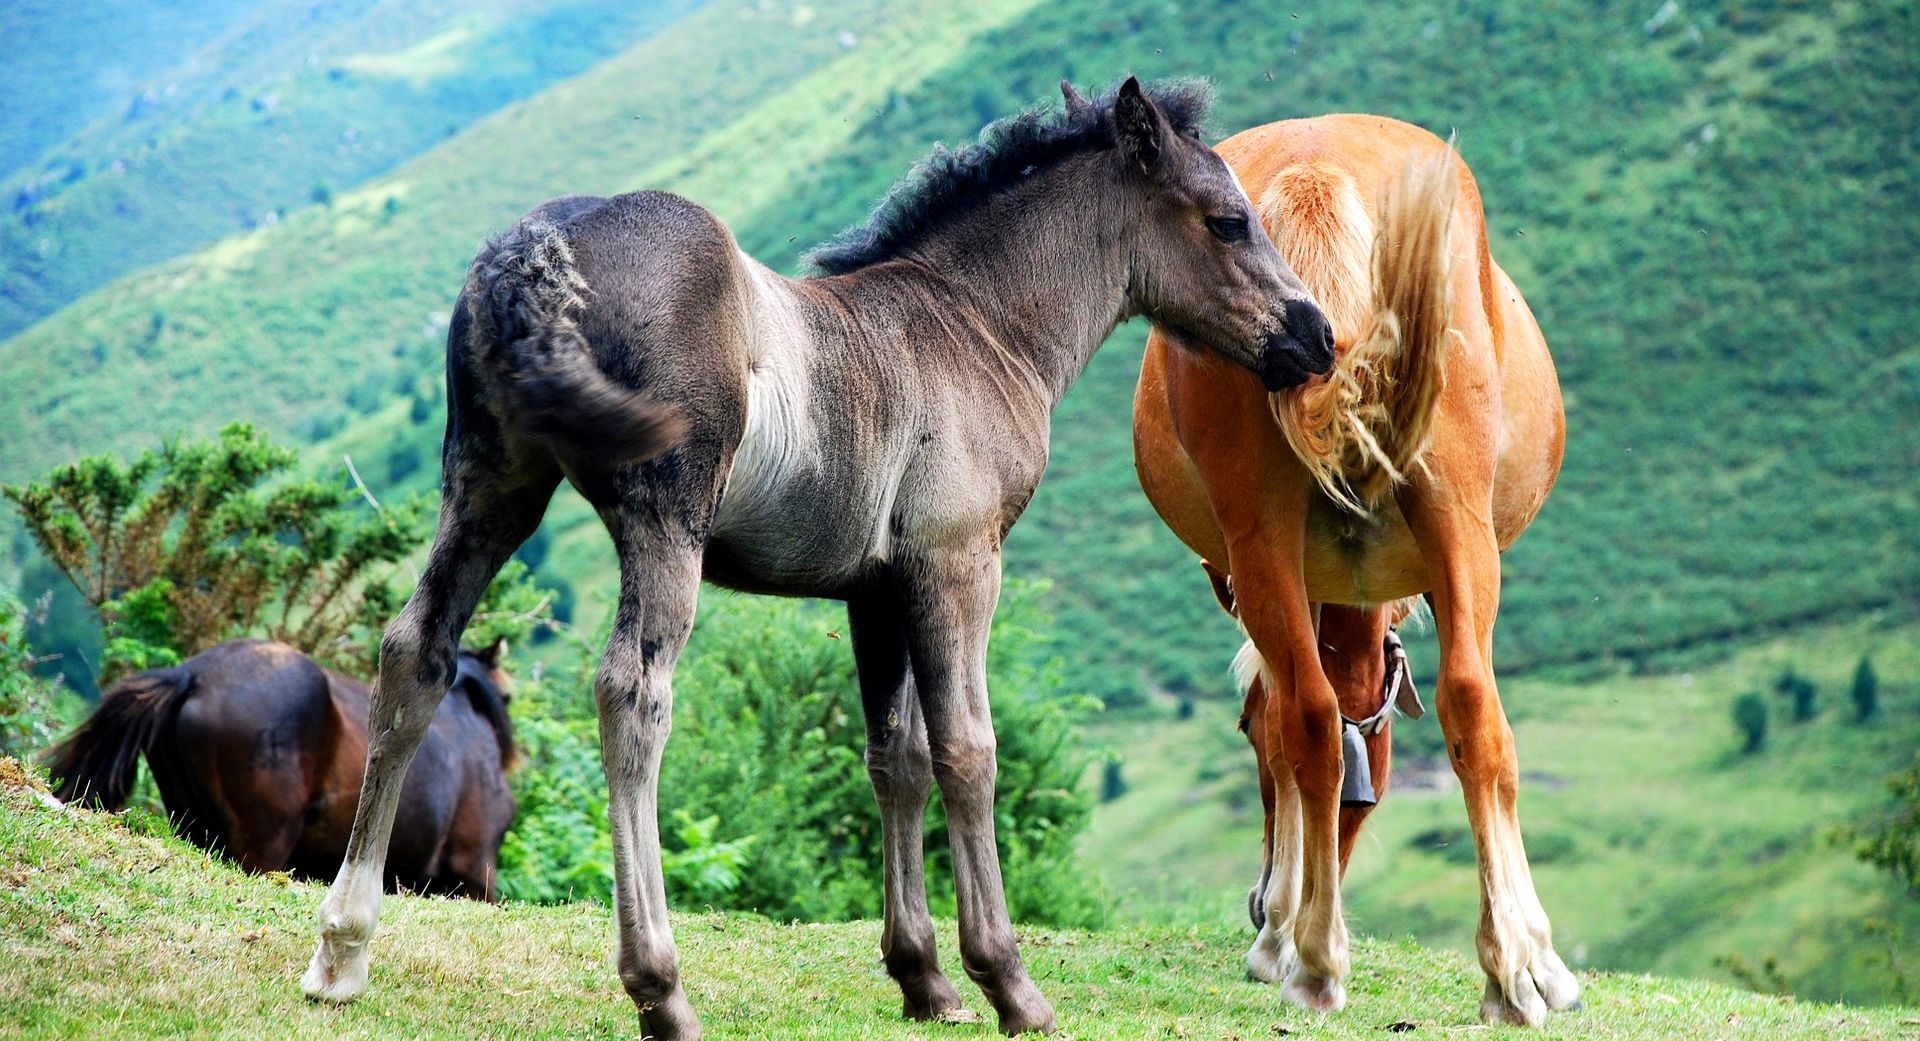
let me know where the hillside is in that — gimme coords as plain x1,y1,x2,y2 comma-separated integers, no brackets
0,0,259,180
3,764,1913,1040
0,0,699,339
3,0,1915,709
1084,613,1920,1006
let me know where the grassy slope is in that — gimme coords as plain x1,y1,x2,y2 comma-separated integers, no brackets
1082,614,1920,1005
4,770,1914,1040
0,0,700,339
0,0,260,179
6,0,1914,708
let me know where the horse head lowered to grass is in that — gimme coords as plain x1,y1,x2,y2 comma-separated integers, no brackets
47,638,516,898
1134,113,1576,1026
299,77,1334,1038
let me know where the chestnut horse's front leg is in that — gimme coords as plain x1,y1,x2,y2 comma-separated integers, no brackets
1397,475,1579,1026
1225,507,1351,1013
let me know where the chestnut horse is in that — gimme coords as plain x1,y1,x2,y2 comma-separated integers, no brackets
1133,115,1576,1025
46,638,516,898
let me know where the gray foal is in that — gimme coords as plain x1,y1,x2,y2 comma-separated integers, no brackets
302,77,1333,1038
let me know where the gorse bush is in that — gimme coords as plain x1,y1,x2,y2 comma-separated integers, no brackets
3,423,422,681
499,583,1106,928
3,423,557,685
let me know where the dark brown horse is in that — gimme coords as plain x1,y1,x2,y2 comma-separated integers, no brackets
46,638,517,899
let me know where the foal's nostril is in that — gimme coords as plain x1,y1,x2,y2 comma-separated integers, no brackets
1283,298,1336,372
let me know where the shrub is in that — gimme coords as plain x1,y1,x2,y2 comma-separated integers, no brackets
1852,656,1880,721
0,588,63,757
1732,691,1768,753
497,581,1106,928
4,424,552,681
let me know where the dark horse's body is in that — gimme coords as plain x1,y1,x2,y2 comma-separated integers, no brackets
48,639,516,899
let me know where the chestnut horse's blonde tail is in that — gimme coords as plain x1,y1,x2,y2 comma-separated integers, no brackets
1261,143,1461,514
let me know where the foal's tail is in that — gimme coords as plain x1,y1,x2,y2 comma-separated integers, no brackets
1262,143,1461,514
464,215,685,467
45,667,194,810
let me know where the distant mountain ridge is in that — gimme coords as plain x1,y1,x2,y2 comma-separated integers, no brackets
2,0,1915,702
0,0,700,338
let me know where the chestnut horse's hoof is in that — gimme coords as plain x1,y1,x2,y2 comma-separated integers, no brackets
1281,968,1346,1012
1481,974,1549,1027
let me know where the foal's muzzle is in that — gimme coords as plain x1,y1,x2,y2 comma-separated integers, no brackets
1255,298,1337,392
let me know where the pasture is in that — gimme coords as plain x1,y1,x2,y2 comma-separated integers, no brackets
3,766,1913,1040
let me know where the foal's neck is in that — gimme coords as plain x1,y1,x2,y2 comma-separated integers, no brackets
867,154,1136,408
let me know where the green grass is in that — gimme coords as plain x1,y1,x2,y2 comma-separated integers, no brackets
1082,613,1920,1006
5,766,1916,1040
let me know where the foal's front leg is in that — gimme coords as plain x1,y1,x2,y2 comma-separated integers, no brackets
900,547,1055,1036
848,593,964,1020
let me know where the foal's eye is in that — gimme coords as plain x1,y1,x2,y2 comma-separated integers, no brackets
1206,215,1250,243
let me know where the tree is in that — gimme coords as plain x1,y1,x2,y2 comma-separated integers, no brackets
1852,656,1881,721
4,423,550,683
1849,756,1920,899
1775,665,1818,723
1732,692,1768,753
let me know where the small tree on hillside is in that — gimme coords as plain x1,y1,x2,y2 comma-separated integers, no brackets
1775,665,1818,723
4,423,549,684
1852,656,1881,721
1732,691,1769,753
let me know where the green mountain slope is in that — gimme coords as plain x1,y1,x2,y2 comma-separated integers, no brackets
4,767,1913,1039
0,0,699,338
3,0,1916,708
1084,614,1920,1005
0,0,260,180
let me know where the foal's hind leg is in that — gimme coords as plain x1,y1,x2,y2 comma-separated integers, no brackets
1400,490,1579,1026
303,465,556,1003
849,593,964,1020
594,507,714,1040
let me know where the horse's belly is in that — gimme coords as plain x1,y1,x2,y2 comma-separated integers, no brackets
1301,500,1431,605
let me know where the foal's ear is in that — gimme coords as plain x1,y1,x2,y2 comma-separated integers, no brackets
1113,75,1167,172
478,637,508,669
1060,79,1091,117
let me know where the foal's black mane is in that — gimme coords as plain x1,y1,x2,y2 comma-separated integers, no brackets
808,78,1213,276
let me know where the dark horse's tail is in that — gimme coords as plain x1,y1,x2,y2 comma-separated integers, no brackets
45,667,194,810
463,204,686,468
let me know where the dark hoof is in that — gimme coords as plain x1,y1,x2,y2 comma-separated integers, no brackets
990,985,1056,1036
637,987,703,1041
902,972,965,1022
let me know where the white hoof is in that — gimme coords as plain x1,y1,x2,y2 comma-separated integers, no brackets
1281,968,1346,1012
1533,948,1582,1011
1481,973,1548,1027
1245,926,1297,984
302,918,373,1003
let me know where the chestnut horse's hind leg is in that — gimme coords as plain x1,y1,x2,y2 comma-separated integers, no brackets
303,465,557,1003
1246,710,1305,986
849,593,965,1021
899,544,1055,1036
1400,492,1579,1026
